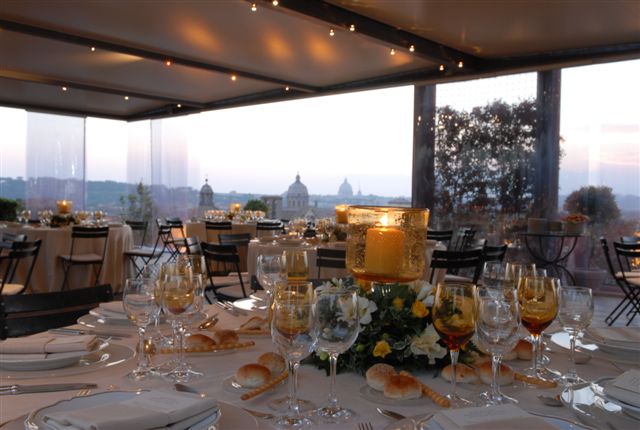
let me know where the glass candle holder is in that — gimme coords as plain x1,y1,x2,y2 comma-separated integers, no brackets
335,205,348,224
346,205,429,283
56,200,73,214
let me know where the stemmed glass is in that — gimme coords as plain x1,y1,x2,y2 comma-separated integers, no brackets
122,277,160,380
432,282,477,408
284,249,309,281
475,286,520,405
161,270,204,382
256,254,287,315
482,261,516,290
271,281,317,429
557,286,593,385
313,285,359,423
518,276,559,381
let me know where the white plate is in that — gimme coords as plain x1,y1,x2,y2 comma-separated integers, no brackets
0,341,108,371
585,328,640,352
359,385,432,406
550,332,640,365
88,308,132,325
384,413,593,430
1,343,133,380
599,378,640,419
233,297,267,312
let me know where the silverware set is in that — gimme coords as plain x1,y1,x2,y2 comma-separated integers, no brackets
213,300,247,316
0,383,97,395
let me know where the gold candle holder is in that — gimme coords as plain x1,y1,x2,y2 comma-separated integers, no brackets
56,200,73,214
346,205,429,283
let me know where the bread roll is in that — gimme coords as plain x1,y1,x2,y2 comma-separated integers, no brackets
383,374,422,400
366,363,396,391
476,361,514,385
213,329,240,345
515,339,533,360
185,333,216,349
440,364,479,384
235,363,271,388
258,352,286,375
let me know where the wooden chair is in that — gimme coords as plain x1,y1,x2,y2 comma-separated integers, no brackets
59,226,109,290
315,248,346,279
1,239,42,295
428,248,484,285
600,238,640,326
201,242,248,302
0,284,113,339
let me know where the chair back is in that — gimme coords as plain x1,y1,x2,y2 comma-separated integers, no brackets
481,243,508,263
256,221,283,238
185,237,201,255
218,233,251,246
68,225,109,259
1,239,42,295
1,233,26,244
429,248,483,284
620,236,640,244
316,248,346,278
0,284,113,339
125,220,148,247
612,241,640,276
427,229,453,245
451,228,476,251
205,221,232,231
200,242,247,298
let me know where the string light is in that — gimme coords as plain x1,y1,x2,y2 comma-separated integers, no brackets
165,60,172,66
251,3,257,12
90,46,96,52
390,48,396,56
231,74,237,81
457,61,464,68
349,24,355,32
439,64,445,71
61,86,67,91
272,0,278,5
124,96,129,100
409,44,415,52
329,28,335,36
285,86,290,91
177,104,182,108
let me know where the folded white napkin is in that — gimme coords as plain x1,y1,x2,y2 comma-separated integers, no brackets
0,334,98,355
433,404,562,430
98,301,126,316
604,369,640,408
43,391,218,430
587,327,640,345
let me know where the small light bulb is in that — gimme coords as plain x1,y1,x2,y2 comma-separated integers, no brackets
409,44,415,52
390,48,396,56
272,0,279,5
165,60,172,66
90,46,96,52
124,96,129,100
251,3,257,12
231,74,237,81
62,86,67,91
457,61,464,68
349,24,355,32
329,28,335,36
177,104,182,108
285,86,290,91
439,64,445,71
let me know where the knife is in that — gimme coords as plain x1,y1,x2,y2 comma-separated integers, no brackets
0,383,98,395
48,328,131,338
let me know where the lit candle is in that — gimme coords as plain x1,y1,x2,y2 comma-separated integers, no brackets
364,213,405,277
56,200,72,214
335,205,348,224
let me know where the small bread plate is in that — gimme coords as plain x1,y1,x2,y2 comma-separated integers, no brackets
359,385,432,406
550,332,638,365
0,340,109,372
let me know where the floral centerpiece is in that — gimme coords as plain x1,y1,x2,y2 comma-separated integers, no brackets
562,213,589,235
309,278,471,374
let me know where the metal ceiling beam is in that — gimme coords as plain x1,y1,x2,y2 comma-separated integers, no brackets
0,98,127,121
266,0,482,69
0,18,319,93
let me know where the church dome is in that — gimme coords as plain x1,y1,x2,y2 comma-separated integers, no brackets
285,173,309,209
199,178,215,208
338,178,353,197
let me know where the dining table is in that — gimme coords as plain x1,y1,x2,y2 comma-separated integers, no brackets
1,300,635,430
0,222,133,293
185,221,258,244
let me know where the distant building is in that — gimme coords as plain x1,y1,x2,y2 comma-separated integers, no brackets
337,178,353,197
198,178,215,212
388,197,411,207
282,173,310,219
261,195,283,219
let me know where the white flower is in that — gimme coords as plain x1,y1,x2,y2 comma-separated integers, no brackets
411,280,435,306
410,324,447,364
357,295,377,326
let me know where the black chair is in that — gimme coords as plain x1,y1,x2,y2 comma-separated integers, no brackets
256,221,282,238
156,219,183,261
427,229,453,247
219,232,251,271
620,236,640,244
59,226,110,290
0,233,26,252
428,248,484,285
185,236,202,255
481,243,508,264
600,238,640,326
1,239,42,295
125,220,148,248
124,223,168,278
451,227,477,251
0,284,113,339
315,247,346,279
204,221,232,242
201,242,248,302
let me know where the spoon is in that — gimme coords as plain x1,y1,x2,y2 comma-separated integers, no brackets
377,407,406,420
197,314,219,330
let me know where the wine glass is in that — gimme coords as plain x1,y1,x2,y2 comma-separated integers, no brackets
475,286,520,405
482,261,515,290
256,254,287,315
271,281,317,429
518,276,558,381
122,277,160,380
161,271,204,382
284,249,309,281
313,285,359,423
557,286,593,385
432,282,477,408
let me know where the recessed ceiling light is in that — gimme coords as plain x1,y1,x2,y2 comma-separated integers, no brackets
329,28,335,37
349,24,355,32
390,48,396,56
165,60,172,66
62,86,68,91
251,3,257,12
231,74,237,81
124,96,129,100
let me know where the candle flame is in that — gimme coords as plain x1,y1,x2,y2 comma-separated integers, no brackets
379,213,389,227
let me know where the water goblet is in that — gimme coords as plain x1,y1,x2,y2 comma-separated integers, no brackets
557,286,593,385
482,261,515,290
283,249,309,281
256,254,287,315
271,281,317,429
122,277,160,380
432,282,477,408
313,285,359,422
475,286,520,405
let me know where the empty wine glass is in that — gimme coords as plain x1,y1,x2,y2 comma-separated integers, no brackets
475,286,520,405
482,261,515,290
432,282,477,408
557,286,593,385
313,285,359,423
122,277,159,380
256,254,287,315
271,281,317,429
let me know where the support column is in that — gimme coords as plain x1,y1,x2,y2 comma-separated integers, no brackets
534,70,562,219
412,85,437,210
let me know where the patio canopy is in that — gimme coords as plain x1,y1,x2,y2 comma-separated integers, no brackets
1,0,639,121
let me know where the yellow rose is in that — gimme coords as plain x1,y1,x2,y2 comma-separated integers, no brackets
411,300,429,318
373,340,392,358
392,297,405,311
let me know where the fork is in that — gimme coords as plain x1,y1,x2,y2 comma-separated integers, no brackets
75,388,93,397
358,422,374,430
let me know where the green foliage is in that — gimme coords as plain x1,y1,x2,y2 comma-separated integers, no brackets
0,197,18,221
433,100,538,219
563,186,621,225
119,182,154,223
243,199,268,212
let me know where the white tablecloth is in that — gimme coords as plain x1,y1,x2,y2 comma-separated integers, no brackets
186,222,257,244
0,223,133,293
0,305,632,430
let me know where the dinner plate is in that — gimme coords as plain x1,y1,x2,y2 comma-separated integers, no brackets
2,343,134,380
383,413,593,430
585,328,640,352
550,332,639,365
0,340,109,371
560,378,640,428
359,385,432,406
233,297,267,312
599,378,640,420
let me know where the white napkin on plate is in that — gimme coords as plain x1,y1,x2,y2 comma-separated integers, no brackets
432,404,562,430
604,369,640,408
0,334,98,358
42,391,218,430
587,327,640,346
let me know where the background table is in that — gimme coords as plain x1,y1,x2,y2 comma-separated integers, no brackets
186,221,257,244
0,223,132,293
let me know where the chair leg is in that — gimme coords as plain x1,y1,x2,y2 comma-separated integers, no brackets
60,261,71,291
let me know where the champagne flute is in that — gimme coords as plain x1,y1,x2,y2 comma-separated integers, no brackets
257,254,287,314
432,282,477,408
271,281,317,429
475,286,520,405
518,276,558,381
122,277,159,380
557,286,593,385
313,285,359,423
284,249,309,281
